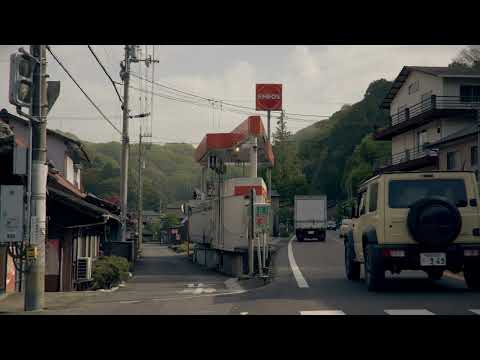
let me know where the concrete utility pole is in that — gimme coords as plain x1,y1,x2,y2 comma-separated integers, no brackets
120,45,132,244
137,133,144,255
267,110,272,199
24,45,48,311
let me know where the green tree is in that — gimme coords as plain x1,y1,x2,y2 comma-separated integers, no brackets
342,134,391,197
271,111,308,205
295,79,392,202
449,45,480,71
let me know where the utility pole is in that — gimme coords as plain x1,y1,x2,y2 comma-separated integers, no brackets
137,133,144,256
120,45,132,245
24,45,48,311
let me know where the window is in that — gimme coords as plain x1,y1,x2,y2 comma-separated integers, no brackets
389,179,468,208
460,85,480,102
471,146,478,166
418,129,428,148
358,192,367,216
368,183,379,212
65,155,75,184
447,151,458,170
408,80,420,95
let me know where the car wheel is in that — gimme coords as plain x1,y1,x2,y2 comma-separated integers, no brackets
345,240,360,281
297,235,304,242
464,266,480,290
364,244,385,291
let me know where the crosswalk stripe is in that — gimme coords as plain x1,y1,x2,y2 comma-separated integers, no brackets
385,309,435,315
300,310,346,315
469,309,480,315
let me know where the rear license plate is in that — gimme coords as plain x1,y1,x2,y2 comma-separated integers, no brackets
420,253,446,266
308,231,314,235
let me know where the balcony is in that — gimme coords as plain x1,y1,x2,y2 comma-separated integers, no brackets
374,146,439,174
375,95,479,140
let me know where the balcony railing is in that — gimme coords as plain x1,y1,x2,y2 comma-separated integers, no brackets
391,95,480,126
374,146,438,170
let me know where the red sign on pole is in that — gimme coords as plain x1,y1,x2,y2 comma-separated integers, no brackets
256,84,282,111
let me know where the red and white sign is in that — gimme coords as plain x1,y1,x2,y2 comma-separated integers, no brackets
256,84,282,111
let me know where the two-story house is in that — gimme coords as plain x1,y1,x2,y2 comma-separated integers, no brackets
374,66,480,173
0,109,122,294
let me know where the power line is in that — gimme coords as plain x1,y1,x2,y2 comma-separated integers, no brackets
129,83,322,126
284,112,329,118
87,45,123,105
46,45,122,135
130,72,331,119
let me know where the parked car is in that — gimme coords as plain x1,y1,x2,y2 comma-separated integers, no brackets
344,171,480,291
327,221,337,230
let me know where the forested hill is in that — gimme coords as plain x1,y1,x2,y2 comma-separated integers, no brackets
80,141,201,211
293,79,393,202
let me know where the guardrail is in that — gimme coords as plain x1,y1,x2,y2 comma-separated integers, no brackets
391,95,480,126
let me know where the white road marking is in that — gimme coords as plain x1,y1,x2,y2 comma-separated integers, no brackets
469,309,480,315
118,300,141,304
300,310,346,315
288,236,309,288
151,290,246,302
180,287,217,295
385,309,435,315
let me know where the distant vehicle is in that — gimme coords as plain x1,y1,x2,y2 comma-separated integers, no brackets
327,221,337,230
344,171,480,291
294,195,327,242
339,218,353,238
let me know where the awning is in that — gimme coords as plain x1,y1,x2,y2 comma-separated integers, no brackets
194,116,274,167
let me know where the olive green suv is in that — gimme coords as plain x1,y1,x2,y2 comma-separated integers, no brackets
344,171,480,291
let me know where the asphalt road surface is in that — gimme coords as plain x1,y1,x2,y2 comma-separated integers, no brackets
8,231,480,315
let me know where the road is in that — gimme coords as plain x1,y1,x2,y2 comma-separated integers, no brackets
5,231,480,315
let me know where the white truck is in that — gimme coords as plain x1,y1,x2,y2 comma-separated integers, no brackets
294,195,327,242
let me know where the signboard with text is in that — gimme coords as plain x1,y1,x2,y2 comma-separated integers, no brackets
256,84,282,111
254,203,270,234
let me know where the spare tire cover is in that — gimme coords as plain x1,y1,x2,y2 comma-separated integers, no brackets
407,197,462,247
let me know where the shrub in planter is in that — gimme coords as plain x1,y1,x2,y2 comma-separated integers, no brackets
107,256,130,282
92,256,129,289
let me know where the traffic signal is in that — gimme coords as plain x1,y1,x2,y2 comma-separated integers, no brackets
9,53,36,108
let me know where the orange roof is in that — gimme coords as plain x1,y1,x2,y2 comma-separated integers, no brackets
194,116,274,166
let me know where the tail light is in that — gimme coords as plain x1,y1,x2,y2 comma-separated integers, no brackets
382,249,406,257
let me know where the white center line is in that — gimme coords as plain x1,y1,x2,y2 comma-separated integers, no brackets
300,310,346,315
385,309,435,315
288,235,309,288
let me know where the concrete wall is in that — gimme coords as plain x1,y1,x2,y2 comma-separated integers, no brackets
438,135,478,172
390,71,443,116
6,117,80,189
443,77,480,97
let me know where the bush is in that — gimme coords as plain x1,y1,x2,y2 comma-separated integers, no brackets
92,256,130,289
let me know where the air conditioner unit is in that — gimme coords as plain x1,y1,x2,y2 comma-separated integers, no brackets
77,257,93,280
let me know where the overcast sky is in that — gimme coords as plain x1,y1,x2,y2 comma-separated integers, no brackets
0,45,465,144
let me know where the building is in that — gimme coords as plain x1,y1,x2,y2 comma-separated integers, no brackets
142,210,162,225
374,66,480,173
0,109,122,294
425,124,479,176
